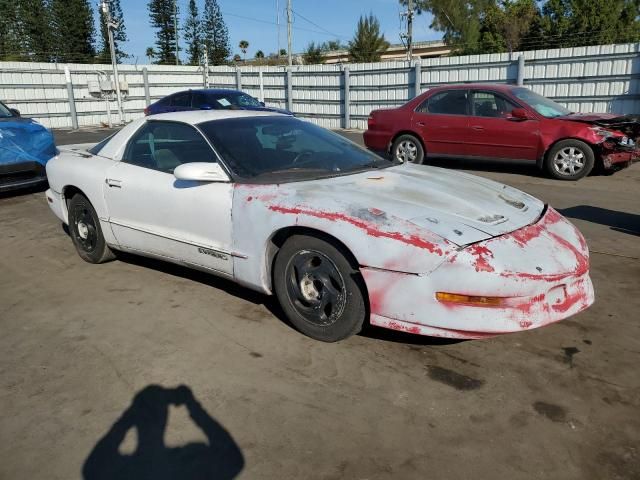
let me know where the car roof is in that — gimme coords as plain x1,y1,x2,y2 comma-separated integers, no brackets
148,109,285,125
428,83,520,93
167,88,245,95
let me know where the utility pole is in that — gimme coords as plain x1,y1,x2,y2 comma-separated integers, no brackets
276,0,281,58
174,0,179,65
401,0,414,61
287,0,292,66
202,43,209,88
101,0,124,125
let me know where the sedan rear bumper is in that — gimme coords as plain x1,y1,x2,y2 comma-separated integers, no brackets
363,129,391,152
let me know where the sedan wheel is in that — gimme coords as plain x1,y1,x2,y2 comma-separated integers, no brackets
273,235,366,342
545,139,595,181
553,147,586,176
284,249,347,327
391,134,425,164
68,193,115,264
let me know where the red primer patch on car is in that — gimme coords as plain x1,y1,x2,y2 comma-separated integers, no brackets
268,205,445,255
467,244,495,272
551,279,589,313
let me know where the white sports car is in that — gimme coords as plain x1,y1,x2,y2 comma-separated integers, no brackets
45,111,594,342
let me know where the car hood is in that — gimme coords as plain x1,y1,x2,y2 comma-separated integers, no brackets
286,164,545,246
556,112,640,138
0,117,57,166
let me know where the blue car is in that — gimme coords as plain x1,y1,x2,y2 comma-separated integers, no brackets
0,101,57,193
144,89,293,116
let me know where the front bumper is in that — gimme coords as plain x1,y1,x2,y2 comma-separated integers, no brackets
0,161,47,192
362,207,595,339
601,144,640,169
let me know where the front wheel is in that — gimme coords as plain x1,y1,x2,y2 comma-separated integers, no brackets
544,140,595,180
391,134,425,164
68,193,115,264
273,235,366,342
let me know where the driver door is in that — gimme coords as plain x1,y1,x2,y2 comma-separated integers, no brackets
103,120,234,275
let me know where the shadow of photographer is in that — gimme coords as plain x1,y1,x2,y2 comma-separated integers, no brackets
82,385,244,480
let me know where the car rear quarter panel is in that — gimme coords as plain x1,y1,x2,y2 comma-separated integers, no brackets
46,152,115,230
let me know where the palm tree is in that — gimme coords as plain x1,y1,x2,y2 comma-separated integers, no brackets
239,40,249,60
255,50,265,59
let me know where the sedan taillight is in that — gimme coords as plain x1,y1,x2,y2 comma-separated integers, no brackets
367,114,376,129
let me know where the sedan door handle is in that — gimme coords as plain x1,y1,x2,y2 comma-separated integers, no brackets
471,125,485,131
417,122,425,127
106,178,122,188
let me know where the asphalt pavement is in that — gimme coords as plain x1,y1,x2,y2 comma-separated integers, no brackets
1,126,639,479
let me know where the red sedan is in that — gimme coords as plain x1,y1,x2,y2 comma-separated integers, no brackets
364,83,639,180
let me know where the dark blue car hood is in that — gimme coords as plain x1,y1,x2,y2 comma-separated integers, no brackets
0,117,57,166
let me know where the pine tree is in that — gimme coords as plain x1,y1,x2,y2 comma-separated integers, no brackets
148,0,178,64
184,0,201,65
98,0,128,64
203,0,230,65
348,14,389,62
303,42,324,64
0,0,24,60
50,0,96,63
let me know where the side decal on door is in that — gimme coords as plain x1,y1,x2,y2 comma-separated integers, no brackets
198,247,228,261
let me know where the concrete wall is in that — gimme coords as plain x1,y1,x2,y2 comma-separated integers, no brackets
1,42,638,130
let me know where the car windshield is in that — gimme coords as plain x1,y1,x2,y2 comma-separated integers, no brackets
0,102,13,118
513,88,571,118
209,92,262,109
199,116,394,181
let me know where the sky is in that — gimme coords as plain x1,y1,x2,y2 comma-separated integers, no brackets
111,0,440,64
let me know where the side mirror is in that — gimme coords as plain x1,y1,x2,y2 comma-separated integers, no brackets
173,162,229,183
509,108,530,121
10,108,20,117
259,101,265,107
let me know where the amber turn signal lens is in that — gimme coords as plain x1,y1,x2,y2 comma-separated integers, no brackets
436,292,505,307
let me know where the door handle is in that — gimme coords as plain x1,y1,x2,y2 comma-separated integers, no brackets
106,178,122,188
471,125,485,131
417,122,425,127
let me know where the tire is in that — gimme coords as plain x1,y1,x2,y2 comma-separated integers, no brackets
544,139,595,181
273,235,366,342
391,134,425,164
68,193,115,264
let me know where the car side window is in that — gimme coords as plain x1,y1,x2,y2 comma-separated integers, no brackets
192,92,208,108
471,92,518,118
419,90,469,115
123,121,216,173
171,92,191,107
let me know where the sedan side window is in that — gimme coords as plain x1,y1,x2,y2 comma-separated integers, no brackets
171,92,191,107
472,92,518,118
123,122,216,173
419,91,469,115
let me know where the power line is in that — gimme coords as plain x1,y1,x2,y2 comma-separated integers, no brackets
291,9,347,39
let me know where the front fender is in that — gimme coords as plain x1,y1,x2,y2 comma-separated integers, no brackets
231,184,455,293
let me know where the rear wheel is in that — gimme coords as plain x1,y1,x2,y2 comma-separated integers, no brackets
545,139,594,180
391,134,425,164
273,235,366,342
68,193,115,264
